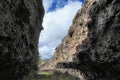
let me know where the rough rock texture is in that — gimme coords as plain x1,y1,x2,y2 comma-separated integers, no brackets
40,0,95,71
55,68,84,80
0,0,44,80
57,0,120,80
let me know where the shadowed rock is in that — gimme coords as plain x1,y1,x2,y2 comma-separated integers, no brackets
0,0,44,80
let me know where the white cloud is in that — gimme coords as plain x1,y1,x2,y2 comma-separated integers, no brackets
43,0,54,12
39,0,82,60
38,46,55,59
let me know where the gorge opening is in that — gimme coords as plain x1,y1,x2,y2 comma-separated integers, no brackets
38,0,84,60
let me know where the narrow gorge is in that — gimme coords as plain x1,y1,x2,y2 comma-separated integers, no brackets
0,0,120,80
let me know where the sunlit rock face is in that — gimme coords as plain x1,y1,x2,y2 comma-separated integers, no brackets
40,0,95,71
42,0,120,79
58,0,120,79
0,0,44,80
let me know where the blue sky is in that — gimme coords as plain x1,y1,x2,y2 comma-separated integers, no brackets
47,0,84,12
38,0,84,60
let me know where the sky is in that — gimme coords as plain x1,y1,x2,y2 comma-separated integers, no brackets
38,0,84,60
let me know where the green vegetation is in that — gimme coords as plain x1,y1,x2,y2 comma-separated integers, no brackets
38,72,53,77
38,57,45,64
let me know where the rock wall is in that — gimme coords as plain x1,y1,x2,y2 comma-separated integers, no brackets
0,0,44,80
57,0,120,80
75,0,120,79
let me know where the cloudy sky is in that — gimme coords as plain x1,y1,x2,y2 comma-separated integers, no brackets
38,0,84,60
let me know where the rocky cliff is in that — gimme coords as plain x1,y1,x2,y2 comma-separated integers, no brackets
57,0,120,80
41,0,120,80
74,0,120,79
0,0,44,80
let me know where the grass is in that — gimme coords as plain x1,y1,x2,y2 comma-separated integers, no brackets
38,72,53,77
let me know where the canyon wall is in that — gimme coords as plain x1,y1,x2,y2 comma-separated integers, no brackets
57,0,120,80
74,0,120,79
0,0,44,80
41,0,120,80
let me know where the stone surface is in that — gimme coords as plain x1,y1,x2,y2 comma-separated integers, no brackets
0,0,44,80
58,0,120,80
75,0,120,79
55,68,84,80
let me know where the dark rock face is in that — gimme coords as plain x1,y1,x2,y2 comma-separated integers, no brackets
57,0,120,80
74,0,120,80
0,0,44,80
